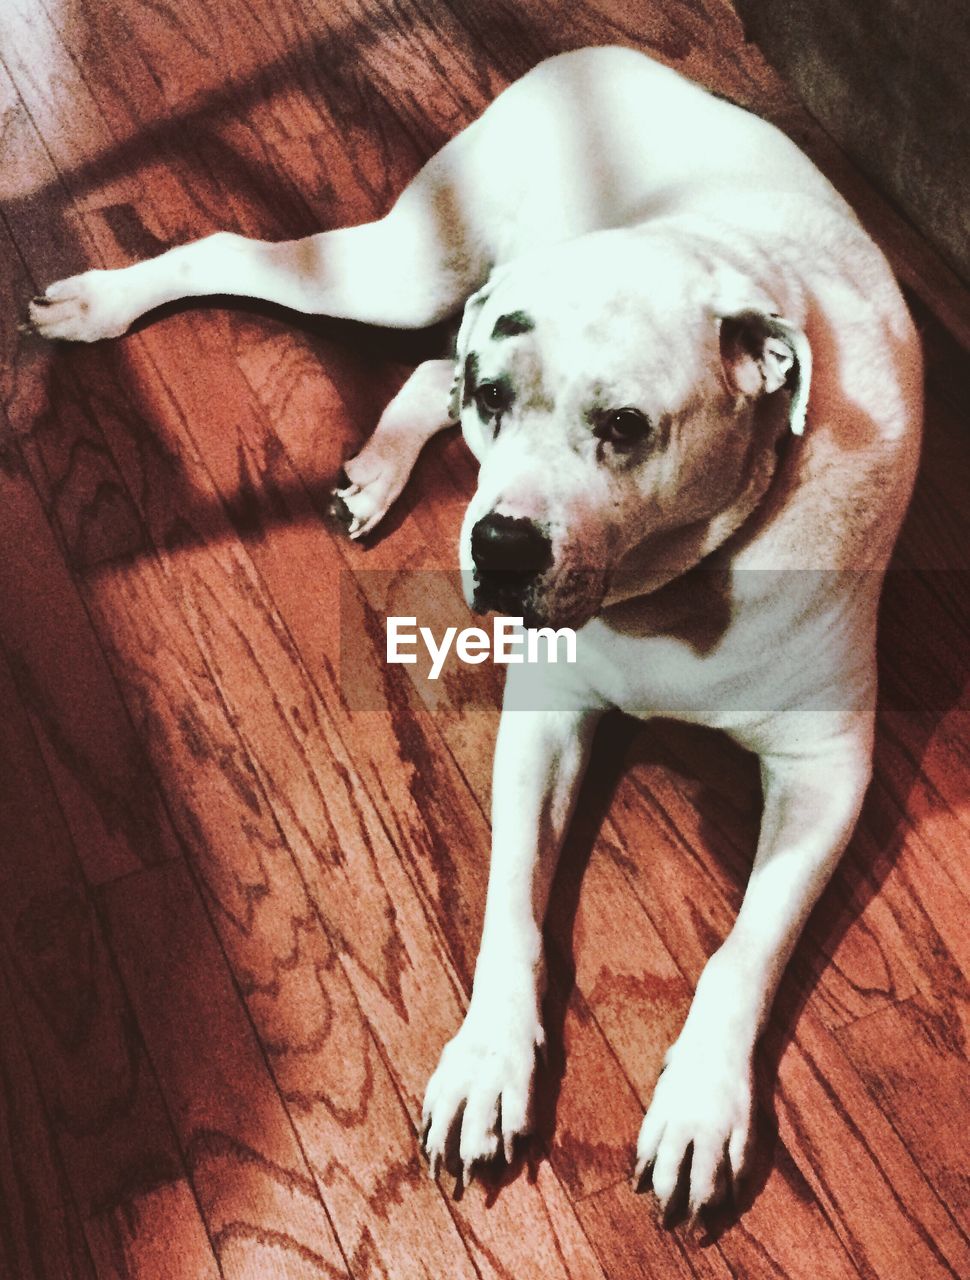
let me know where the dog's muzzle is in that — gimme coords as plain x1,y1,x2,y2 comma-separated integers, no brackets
470,513,553,615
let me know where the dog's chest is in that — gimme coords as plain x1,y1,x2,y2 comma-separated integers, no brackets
569,576,875,748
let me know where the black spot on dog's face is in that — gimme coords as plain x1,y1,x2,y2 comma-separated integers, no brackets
491,310,535,340
461,352,479,409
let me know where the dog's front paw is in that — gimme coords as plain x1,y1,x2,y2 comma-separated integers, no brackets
26,272,134,342
421,1006,544,1183
634,1037,754,1221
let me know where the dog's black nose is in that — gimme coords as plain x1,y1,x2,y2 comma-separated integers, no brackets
471,513,552,575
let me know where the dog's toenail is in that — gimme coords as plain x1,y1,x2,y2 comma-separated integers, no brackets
328,491,354,533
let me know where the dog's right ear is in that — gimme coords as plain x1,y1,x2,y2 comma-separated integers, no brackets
448,267,508,420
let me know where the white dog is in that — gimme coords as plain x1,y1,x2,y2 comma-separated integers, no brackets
27,46,922,1220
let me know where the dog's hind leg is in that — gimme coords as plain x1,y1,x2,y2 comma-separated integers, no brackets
329,358,456,539
26,149,487,341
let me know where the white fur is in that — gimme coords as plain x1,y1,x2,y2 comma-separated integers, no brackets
30,46,922,1219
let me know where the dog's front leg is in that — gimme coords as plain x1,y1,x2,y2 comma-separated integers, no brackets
636,733,872,1221
330,359,457,539
423,701,601,1182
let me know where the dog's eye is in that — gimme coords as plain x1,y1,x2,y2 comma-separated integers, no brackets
598,408,651,447
475,380,512,417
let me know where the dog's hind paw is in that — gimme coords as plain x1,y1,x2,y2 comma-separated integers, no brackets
26,272,135,343
421,1008,543,1184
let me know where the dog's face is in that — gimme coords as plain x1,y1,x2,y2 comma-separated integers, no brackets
454,230,808,629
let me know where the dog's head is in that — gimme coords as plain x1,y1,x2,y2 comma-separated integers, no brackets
452,228,810,629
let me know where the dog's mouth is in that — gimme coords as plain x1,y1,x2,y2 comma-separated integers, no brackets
472,569,545,626
471,567,606,631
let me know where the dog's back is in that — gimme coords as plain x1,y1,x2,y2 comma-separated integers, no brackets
437,45,848,259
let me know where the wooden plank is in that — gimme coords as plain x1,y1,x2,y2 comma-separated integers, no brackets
770,1006,969,1280
2,59,350,1269
616,727,918,1030
578,1180,745,1280
892,389,970,574
0,962,97,1280
836,993,970,1215
0,148,181,889
0,644,219,1278
564,831,695,1107
581,1154,863,1280
0,445,476,1274
84,1180,223,1280
711,1141,864,1280
101,861,350,1280
56,536,478,1278
0,451,184,884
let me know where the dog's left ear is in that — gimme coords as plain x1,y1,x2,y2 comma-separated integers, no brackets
718,309,812,435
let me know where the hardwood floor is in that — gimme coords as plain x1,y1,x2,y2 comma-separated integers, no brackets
1,0,967,1275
